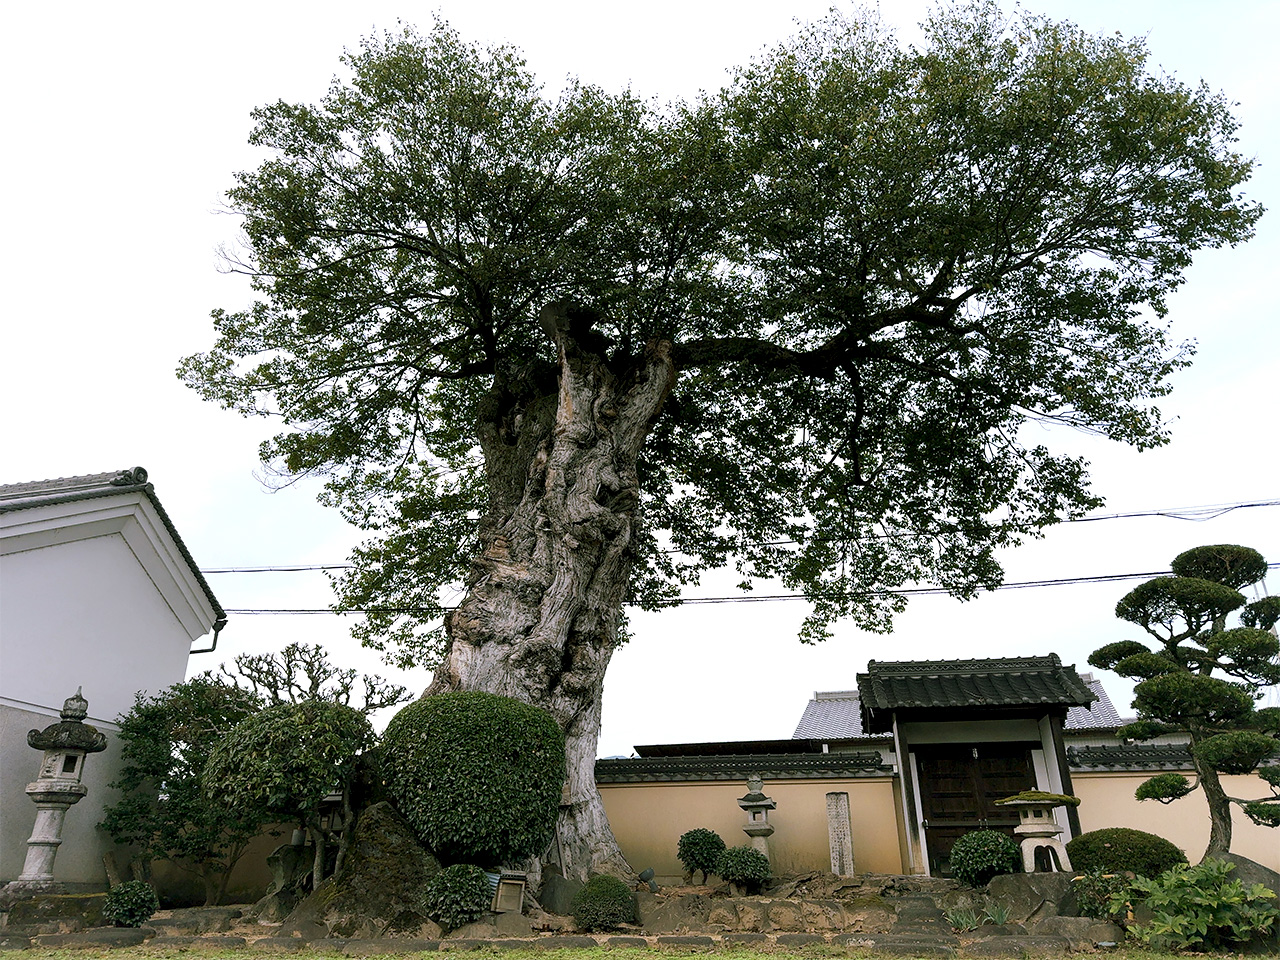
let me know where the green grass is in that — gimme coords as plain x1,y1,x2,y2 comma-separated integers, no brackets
13,948,1201,960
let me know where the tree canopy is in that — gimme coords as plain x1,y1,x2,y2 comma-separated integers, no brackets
1090,544,1280,858
183,3,1262,876
182,4,1259,664
100,676,267,906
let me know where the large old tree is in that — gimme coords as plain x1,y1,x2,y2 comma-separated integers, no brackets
182,4,1261,877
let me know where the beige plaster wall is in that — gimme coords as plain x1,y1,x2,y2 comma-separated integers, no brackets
1073,771,1278,872
599,778,902,882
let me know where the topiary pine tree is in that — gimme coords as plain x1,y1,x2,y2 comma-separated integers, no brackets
1089,545,1280,860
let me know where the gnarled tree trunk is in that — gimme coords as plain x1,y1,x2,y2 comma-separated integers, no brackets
1192,734,1233,860
425,303,675,881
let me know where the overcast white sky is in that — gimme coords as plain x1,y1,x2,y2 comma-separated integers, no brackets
2,1,1276,754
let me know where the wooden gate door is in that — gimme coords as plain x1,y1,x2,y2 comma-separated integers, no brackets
915,743,1035,876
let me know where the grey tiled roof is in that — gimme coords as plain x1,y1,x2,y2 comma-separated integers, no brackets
1065,674,1124,728
595,751,888,783
0,467,225,624
1067,743,1194,770
858,655,1096,730
793,658,1115,740
792,691,868,739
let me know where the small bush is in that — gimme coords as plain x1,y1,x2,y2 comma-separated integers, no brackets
949,830,1021,887
382,692,566,865
945,906,980,931
1065,827,1187,878
1127,858,1280,950
1072,870,1130,921
716,845,771,892
572,874,636,931
420,863,492,932
676,828,726,884
102,880,159,927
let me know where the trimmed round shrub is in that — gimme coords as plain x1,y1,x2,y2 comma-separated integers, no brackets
381,692,566,865
716,845,771,892
677,828,726,883
572,874,636,931
1065,827,1188,877
420,863,492,932
949,830,1021,887
102,880,159,927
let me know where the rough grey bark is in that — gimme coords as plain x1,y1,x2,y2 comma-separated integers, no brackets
1191,731,1234,860
425,303,675,881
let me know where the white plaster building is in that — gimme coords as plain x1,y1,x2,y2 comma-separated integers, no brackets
0,467,224,888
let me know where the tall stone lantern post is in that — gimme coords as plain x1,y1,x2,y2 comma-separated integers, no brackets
737,775,776,858
12,688,108,891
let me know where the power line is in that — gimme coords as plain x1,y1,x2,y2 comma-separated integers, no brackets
201,497,1280,575
221,561,1280,615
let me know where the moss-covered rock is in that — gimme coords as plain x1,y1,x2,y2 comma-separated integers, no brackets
281,801,442,937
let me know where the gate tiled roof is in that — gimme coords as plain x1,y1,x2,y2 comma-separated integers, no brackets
857,655,1097,732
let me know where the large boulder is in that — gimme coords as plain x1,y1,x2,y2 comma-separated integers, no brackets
985,872,1078,922
281,802,442,938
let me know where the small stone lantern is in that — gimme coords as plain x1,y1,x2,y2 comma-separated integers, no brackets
737,775,776,857
994,790,1080,873
13,688,108,890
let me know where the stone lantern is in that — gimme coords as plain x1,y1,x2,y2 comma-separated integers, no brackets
13,688,108,890
737,775,776,857
993,791,1079,873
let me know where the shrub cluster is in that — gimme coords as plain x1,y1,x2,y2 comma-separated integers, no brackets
948,830,1020,887
676,828,725,884
1071,869,1130,921
1126,859,1280,950
572,874,636,931
420,863,493,932
381,692,566,865
716,845,771,892
1065,827,1187,878
102,880,159,927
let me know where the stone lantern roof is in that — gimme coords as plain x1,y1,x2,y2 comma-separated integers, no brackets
27,689,108,754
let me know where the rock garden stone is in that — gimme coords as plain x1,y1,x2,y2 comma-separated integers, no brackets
985,873,1077,922
281,801,442,938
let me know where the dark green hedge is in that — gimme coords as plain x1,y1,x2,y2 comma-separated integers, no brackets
572,874,636,931
420,863,492,932
1065,827,1187,877
949,830,1020,887
381,692,565,865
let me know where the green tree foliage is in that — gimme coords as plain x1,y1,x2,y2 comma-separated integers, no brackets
181,5,1261,659
948,830,1021,886
419,863,493,932
716,846,772,893
676,828,726,884
181,5,1262,870
204,700,374,888
1126,859,1280,951
99,676,266,906
1064,826,1188,877
102,880,160,927
572,874,637,931
1089,545,1280,859
380,692,565,865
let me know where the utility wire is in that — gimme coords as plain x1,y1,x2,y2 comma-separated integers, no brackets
202,497,1280,575
221,562,1280,615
